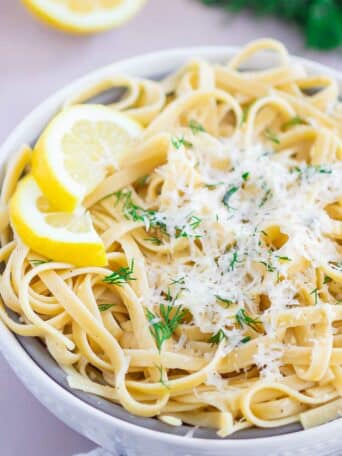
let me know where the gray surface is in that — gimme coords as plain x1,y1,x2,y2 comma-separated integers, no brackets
0,1,341,455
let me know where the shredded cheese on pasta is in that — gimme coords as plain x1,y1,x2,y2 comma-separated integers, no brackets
0,39,341,437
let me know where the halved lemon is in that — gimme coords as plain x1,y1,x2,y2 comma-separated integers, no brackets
21,0,147,34
32,105,142,212
10,175,107,267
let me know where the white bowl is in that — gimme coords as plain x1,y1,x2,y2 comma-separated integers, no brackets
0,46,341,456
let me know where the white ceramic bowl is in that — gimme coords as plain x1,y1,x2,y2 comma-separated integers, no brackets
0,46,341,456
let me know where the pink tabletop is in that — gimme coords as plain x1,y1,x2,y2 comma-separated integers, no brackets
0,1,341,455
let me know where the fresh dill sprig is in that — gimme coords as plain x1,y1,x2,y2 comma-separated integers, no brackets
323,275,332,285
116,192,201,240
29,259,51,266
229,251,239,271
222,186,239,211
103,260,136,286
189,119,206,134
316,167,333,174
215,295,233,307
235,309,261,332
310,287,319,305
114,190,167,233
171,136,193,150
175,214,203,239
241,102,253,124
276,256,292,262
331,262,342,272
240,336,251,344
164,288,173,302
170,277,186,286
259,260,276,272
208,329,227,345
98,304,115,312
282,116,306,130
265,128,280,145
258,188,273,208
241,171,250,182
144,237,163,245
136,175,149,187
205,182,224,189
189,215,202,230
154,364,170,389
291,165,333,178
147,301,187,351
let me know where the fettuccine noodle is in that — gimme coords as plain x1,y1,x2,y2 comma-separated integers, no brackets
0,39,341,437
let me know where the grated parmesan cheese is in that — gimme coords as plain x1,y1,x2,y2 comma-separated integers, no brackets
143,130,341,381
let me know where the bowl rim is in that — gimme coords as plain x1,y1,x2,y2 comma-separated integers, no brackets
0,44,341,450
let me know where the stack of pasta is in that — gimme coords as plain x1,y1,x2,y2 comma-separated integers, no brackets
0,39,341,437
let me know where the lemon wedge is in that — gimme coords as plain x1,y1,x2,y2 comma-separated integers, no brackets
32,105,142,212
21,0,146,34
10,175,107,267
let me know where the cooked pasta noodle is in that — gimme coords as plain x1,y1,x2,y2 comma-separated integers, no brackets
0,39,341,437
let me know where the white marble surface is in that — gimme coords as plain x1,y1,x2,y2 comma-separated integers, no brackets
0,1,341,455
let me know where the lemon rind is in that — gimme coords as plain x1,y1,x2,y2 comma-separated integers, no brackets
21,0,147,34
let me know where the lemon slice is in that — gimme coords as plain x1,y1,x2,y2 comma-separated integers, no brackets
21,0,146,34
10,175,107,267
32,105,142,212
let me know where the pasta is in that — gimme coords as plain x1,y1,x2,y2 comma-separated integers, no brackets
0,39,341,437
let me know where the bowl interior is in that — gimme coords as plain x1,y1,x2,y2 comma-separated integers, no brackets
2,46,342,441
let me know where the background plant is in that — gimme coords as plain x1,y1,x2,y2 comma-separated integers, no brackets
200,0,342,49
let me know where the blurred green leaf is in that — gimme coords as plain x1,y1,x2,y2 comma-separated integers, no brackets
306,0,342,49
199,0,342,50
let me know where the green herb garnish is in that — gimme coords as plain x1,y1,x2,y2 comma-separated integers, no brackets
215,295,233,307
29,259,51,266
229,251,239,271
235,309,261,332
98,304,115,312
323,275,332,284
282,116,306,130
276,256,292,262
205,182,224,189
144,237,163,246
208,329,227,345
265,128,280,145
114,190,167,233
241,172,250,182
147,302,187,351
103,260,136,286
170,277,186,286
259,260,276,272
175,215,202,239
331,262,342,271
189,215,202,230
291,165,333,178
241,103,253,124
240,336,251,344
136,175,149,187
222,186,239,211
171,136,193,150
310,287,319,305
259,188,273,207
155,364,170,389
317,167,333,174
189,119,206,134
